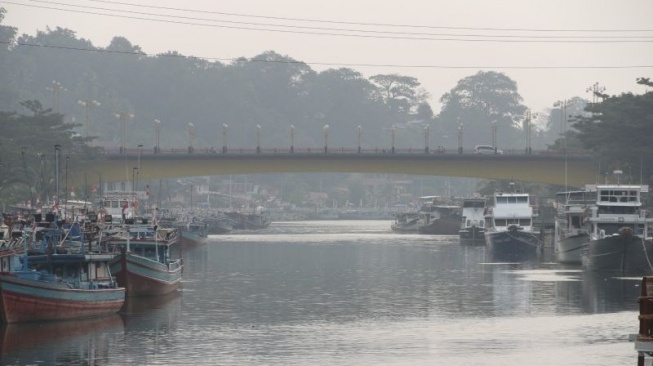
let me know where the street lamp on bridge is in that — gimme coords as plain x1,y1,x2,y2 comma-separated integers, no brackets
154,119,161,153
357,125,362,153
114,112,134,154
491,120,498,154
323,124,329,154
187,123,195,153
424,126,429,154
457,121,463,154
256,124,261,154
290,125,295,153
524,110,537,154
222,124,228,153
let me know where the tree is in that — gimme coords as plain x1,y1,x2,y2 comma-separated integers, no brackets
438,71,527,150
369,74,426,116
574,81,653,181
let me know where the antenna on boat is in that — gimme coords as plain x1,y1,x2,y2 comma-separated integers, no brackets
614,170,623,185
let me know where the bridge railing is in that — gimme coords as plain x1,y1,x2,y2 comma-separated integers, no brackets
104,146,589,156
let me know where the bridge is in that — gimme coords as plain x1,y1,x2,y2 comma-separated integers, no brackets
82,146,598,187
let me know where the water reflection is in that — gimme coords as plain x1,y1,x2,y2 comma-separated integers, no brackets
118,291,183,365
0,314,124,365
0,221,643,365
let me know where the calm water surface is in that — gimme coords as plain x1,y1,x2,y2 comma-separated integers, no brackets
0,220,642,365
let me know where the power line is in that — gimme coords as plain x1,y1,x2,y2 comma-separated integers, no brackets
5,1,653,43
87,0,653,33
4,40,653,70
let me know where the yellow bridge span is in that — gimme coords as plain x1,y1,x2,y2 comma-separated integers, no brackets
84,150,598,187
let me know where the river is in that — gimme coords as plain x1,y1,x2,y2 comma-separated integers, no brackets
0,220,642,365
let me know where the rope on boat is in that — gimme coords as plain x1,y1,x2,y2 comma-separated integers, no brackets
640,235,653,273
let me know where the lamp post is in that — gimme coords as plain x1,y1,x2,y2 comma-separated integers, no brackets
154,119,161,153
187,122,195,153
424,126,429,154
46,80,65,113
491,120,498,154
357,125,362,153
114,112,134,154
256,124,261,154
586,82,606,104
391,127,396,154
524,110,536,154
323,124,329,154
457,122,463,154
290,125,295,153
222,124,228,153
77,99,100,139
554,99,573,191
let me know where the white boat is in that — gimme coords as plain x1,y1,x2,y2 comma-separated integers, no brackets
458,198,486,245
554,189,595,264
582,184,653,274
484,191,542,260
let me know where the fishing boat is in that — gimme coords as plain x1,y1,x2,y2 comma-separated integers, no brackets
391,212,420,233
178,220,209,247
417,196,461,235
458,198,486,245
0,222,125,323
102,224,182,297
225,211,271,230
582,183,653,274
484,190,543,260
204,214,234,234
554,189,595,264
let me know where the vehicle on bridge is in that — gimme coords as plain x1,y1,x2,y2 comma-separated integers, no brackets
474,145,503,155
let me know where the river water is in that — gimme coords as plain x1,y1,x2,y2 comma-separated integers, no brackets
0,220,643,365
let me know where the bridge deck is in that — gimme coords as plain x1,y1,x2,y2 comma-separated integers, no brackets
87,149,597,187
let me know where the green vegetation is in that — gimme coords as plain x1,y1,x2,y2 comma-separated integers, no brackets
0,7,651,208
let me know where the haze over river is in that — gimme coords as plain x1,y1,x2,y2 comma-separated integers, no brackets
0,220,641,365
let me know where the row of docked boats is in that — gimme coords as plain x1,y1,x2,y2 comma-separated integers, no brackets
391,191,545,260
392,180,653,275
554,183,653,274
0,212,185,324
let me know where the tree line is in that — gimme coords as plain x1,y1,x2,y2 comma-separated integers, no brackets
0,7,651,208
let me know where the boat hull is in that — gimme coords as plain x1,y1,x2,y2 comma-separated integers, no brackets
459,226,486,245
485,230,542,260
109,252,182,297
0,274,125,323
582,234,653,274
180,230,207,247
418,218,460,235
555,233,589,264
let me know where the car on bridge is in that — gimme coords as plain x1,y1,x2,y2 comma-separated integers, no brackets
474,145,503,155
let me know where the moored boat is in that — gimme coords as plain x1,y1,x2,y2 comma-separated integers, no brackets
554,189,595,264
391,212,419,233
582,184,653,274
484,191,543,260
178,220,209,247
417,196,461,235
103,225,182,297
0,223,124,323
458,198,486,245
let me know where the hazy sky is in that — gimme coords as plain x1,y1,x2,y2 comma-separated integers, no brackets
3,0,652,116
